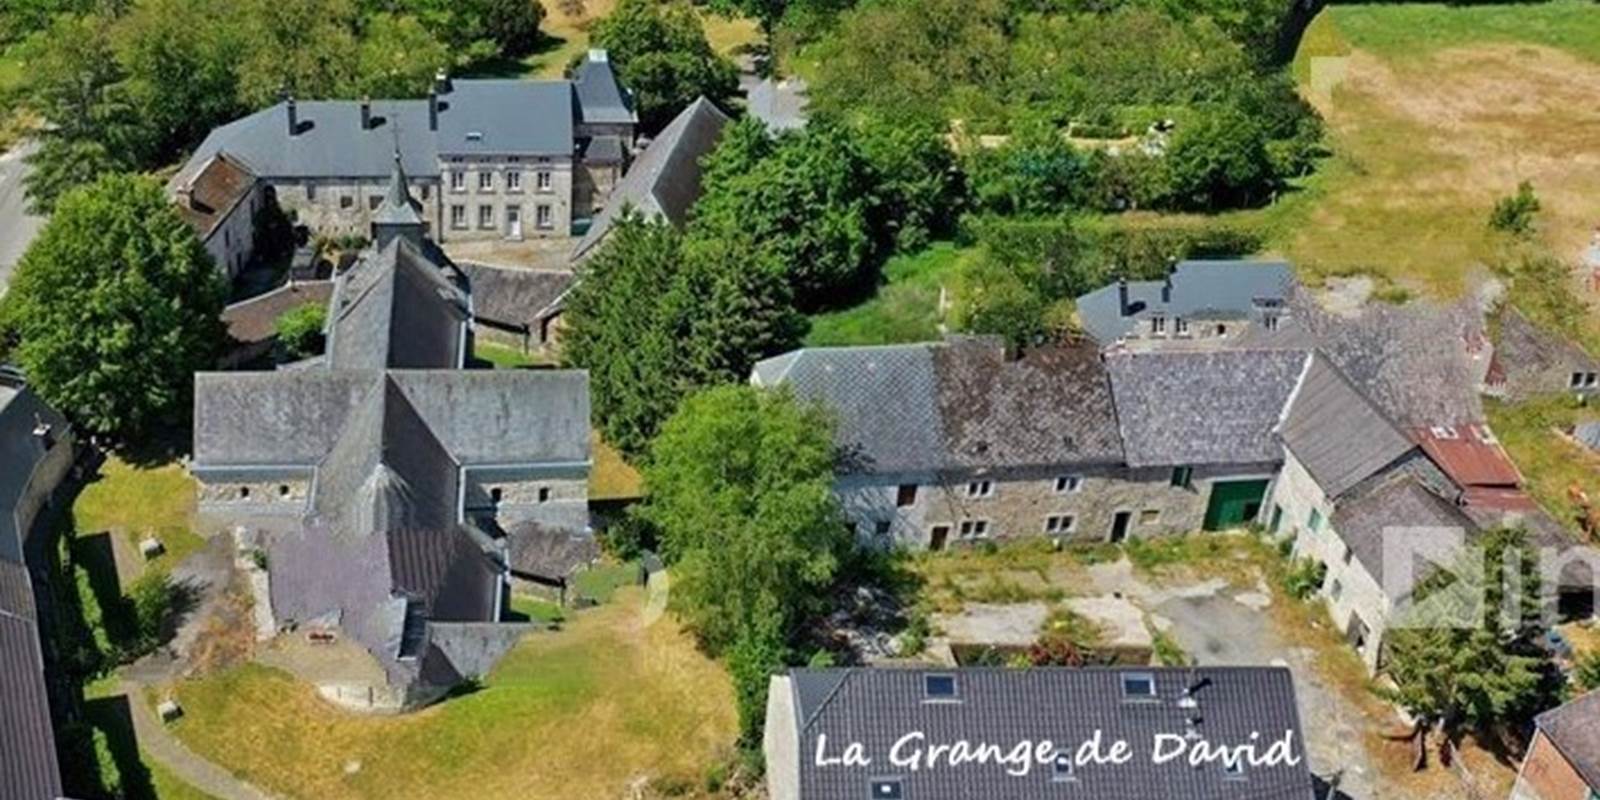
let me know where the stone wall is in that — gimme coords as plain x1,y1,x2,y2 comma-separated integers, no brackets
195,475,311,519
462,469,588,531
838,462,1277,550
203,183,263,281
272,177,443,240
441,156,573,240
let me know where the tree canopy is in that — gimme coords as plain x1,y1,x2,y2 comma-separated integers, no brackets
0,173,226,440
589,0,739,134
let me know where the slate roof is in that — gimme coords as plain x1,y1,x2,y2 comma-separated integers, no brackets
172,151,257,241
1106,349,1309,468
784,666,1315,800
754,338,1121,475
505,519,600,581
1495,307,1600,399
221,281,335,346
457,262,573,328
438,80,575,156
1077,260,1295,344
194,235,592,698
1280,355,1415,498
571,97,730,261
573,52,636,125
1534,688,1600,788
745,77,809,132
1,376,67,563
1329,472,1477,586
327,238,469,370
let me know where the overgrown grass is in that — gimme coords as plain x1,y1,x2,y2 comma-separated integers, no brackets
571,559,642,603
468,0,759,79
1486,393,1600,537
804,243,974,347
509,594,566,623
589,432,644,501
163,588,736,799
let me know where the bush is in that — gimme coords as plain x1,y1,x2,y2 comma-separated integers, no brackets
129,570,180,655
1490,181,1540,237
1575,650,1600,693
1282,557,1327,601
274,302,327,360
1082,218,1266,280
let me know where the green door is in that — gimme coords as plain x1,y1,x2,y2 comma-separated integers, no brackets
1203,480,1270,531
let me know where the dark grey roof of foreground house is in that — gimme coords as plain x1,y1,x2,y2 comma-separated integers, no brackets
753,338,1122,475
1281,355,1416,499
571,97,731,261
1534,689,1600,790
1106,349,1309,467
785,667,1314,800
1077,260,1295,343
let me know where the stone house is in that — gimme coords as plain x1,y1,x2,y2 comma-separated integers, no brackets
764,666,1315,800
1491,308,1600,400
0,368,74,800
750,338,1305,550
191,186,593,712
1513,690,1600,800
177,51,634,247
171,151,266,281
1076,259,1296,348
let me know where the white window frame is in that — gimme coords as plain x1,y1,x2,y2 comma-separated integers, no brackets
1175,317,1190,336
478,170,495,192
1054,475,1083,494
958,519,990,539
1044,514,1076,535
965,480,994,498
535,204,552,229
1150,316,1166,336
449,171,466,192
478,204,494,229
449,204,466,229
536,171,553,192
506,170,523,193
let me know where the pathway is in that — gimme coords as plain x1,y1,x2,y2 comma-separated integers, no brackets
0,139,43,295
120,677,279,800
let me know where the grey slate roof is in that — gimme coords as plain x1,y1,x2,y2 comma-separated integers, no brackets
1,377,67,563
745,77,809,132
1106,349,1309,468
1077,260,1295,344
571,97,731,261
457,262,573,328
1535,689,1600,790
372,153,425,227
505,519,599,581
1329,472,1476,587
1496,307,1600,400
438,80,574,156
785,667,1315,800
328,238,469,370
573,53,636,125
1281,355,1416,498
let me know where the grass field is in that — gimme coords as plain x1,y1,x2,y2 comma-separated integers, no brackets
475,0,760,79
804,243,974,347
164,587,736,799
1277,2,1600,298
1486,393,1600,537
75,457,205,573
472,339,550,369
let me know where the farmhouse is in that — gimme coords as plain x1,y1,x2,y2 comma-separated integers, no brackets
1076,259,1295,346
1513,689,1600,800
170,151,267,282
190,170,594,711
764,666,1316,800
174,50,635,267
0,369,74,800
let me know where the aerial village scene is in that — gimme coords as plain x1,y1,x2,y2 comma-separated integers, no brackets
4,0,1600,798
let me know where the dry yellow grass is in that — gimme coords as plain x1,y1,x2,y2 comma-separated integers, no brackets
163,587,735,799
520,0,759,78
1282,11,1600,301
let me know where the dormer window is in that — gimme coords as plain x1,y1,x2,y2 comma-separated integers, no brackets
1264,314,1281,332
1051,750,1075,781
923,673,958,700
1429,425,1459,440
1174,317,1190,336
466,131,484,142
1121,671,1157,699
1150,316,1167,336
870,779,903,799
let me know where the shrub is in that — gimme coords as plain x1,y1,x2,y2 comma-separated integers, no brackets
1489,181,1540,237
129,570,180,655
1282,557,1327,601
275,303,327,360
1575,650,1600,693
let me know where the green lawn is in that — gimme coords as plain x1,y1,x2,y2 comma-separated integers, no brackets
1329,0,1600,62
472,339,550,369
804,242,974,347
162,588,736,799
75,457,205,573
1486,393,1600,536
508,594,566,623
571,559,641,603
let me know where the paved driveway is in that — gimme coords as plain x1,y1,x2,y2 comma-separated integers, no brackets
0,140,44,295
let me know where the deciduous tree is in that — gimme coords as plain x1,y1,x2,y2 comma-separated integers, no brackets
589,0,738,134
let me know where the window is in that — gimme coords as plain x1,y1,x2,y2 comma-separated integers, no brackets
1170,466,1193,488
478,204,494,229
1055,475,1083,494
420,185,431,200
1215,323,1228,337
896,484,917,507
1175,317,1190,336
958,520,989,538
340,195,353,209
450,205,466,229
368,195,382,210
1139,509,1160,525
1269,504,1283,534
305,184,317,201
874,520,891,537
1342,546,1354,565
536,204,552,229
966,480,994,498
1572,372,1599,389
490,488,503,503
1308,508,1323,532
449,171,466,192
398,600,426,659
1264,314,1281,332
278,484,290,498
538,487,551,503
1051,750,1076,781
536,171,552,192
1151,316,1167,335
923,674,958,699
1121,671,1157,699
478,171,494,192
238,486,251,500
1044,514,1075,535
506,170,522,192
870,779,903,800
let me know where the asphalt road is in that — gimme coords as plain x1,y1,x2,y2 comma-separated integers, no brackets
0,139,44,296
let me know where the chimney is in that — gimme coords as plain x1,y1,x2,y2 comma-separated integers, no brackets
286,94,299,136
175,184,195,210
1161,272,1173,304
587,48,608,63
428,90,439,131
1117,276,1130,317
433,70,452,96
360,97,372,130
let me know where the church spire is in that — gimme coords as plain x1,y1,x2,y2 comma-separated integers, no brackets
372,149,425,249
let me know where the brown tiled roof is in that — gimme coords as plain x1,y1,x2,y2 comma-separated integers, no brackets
174,151,257,241
221,281,335,345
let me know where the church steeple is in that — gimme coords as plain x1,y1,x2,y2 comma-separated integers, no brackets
372,150,425,250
